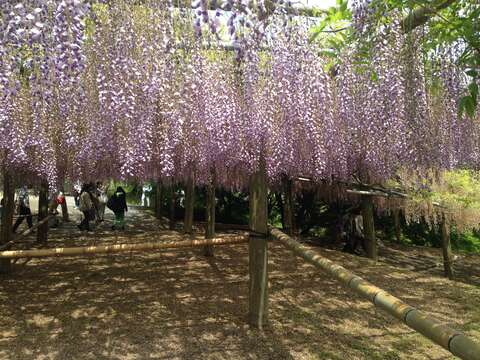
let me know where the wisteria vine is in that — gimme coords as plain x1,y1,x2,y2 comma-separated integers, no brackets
0,0,478,191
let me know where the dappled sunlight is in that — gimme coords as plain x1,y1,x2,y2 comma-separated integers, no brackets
0,208,478,359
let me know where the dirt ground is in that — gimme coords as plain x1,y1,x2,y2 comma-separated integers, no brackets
0,200,479,360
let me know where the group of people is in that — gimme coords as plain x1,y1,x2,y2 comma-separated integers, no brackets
0,186,65,233
77,183,128,232
0,182,129,234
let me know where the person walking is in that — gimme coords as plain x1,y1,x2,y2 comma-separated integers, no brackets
342,208,366,255
78,184,94,231
95,182,107,222
141,182,152,208
73,181,81,209
107,186,128,230
12,186,33,233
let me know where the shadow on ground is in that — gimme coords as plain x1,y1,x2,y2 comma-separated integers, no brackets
1,206,479,359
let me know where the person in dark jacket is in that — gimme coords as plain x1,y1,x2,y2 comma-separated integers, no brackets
108,186,128,230
12,186,33,233
342,207,367,255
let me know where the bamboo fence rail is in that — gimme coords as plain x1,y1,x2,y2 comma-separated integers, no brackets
270,227,480,360
0,215,55,251
0,235,248,259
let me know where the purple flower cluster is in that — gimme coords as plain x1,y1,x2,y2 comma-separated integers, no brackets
1,0,479,191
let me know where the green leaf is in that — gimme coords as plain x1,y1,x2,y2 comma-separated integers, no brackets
466,69,477,77
459,95,476,118
468,82,478,102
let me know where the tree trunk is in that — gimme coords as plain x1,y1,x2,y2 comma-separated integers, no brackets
361,196,377,262
204,169,215,256
168,185,176,230
401,0,457,32
61,187,69,222
154,181,162,220
441,215,453,279
393,208,401,242
275,192,284,230
184,174,195,235
332,202,342,244
0,170,15,273
37,181,49,244
248,156,268,329
282,176,294,235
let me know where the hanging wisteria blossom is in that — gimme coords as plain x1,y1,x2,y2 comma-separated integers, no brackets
0,0,478,192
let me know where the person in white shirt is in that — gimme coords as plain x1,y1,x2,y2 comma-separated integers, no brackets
95,182,107,222
141,183,152,207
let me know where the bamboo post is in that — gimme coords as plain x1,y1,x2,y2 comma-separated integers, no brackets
204,169,215,256
155,180,162,220
37,181,49,243
248,156,269,329
0,235,248,259
168,185,176,230
393,208,401,242
361,196,377,262
270,227,480,360
0,170,15,273
441,214,453,279
282,175,294,235
184,174,195,235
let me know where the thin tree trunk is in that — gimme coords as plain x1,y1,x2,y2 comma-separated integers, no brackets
441,215,453,279
37,181,49,243
168,185,176,230
393,208,401,242
0,169,15,273
332,202,342,244
154,180,162,219
361,196,377,262
184,174,195,235
282,175,294,235
248,156,268,329
204,169,215,256
275,192,284,230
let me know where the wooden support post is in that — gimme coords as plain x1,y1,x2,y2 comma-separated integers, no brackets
282,175,294,235
168,185,176,230
37,181,49,244
361,196,377,262
204,169,215,256
441,214,453,279
0,169,15,273
155,180,162,220
393,208,401,242
184,174,195,235
248,157,268,329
